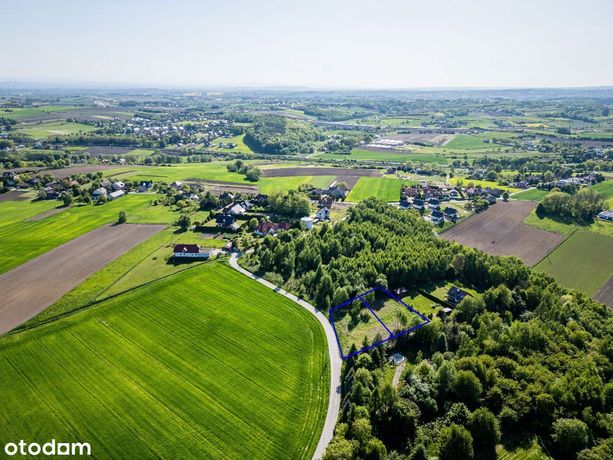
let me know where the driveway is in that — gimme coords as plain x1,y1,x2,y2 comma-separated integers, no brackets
229,253,342,460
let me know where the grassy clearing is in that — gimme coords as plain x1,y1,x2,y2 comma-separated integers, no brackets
347,177,417,202
450,177,520,192
511,188,549,201
106,162,253,184
210,134,254,154
534,231,613,296
124,148,155,161
524,210,613,238
0,194,177,274
591,180,613,206
258,175,335,195
444,135,491,150
16,121,97,138
333,301,390,355
0,262,328,459
496,437,551,460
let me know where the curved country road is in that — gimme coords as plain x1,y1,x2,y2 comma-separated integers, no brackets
229,253,342,460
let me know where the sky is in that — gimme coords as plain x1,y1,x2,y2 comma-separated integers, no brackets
1,0,612,89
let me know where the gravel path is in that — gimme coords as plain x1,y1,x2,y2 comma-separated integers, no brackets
229,253,342,460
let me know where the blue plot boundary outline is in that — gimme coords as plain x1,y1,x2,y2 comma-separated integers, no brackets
329,286,431,360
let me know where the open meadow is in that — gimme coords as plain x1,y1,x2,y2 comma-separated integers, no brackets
16,121,97,138
534,231,613,299
0,195,177,274
0,262,329,459
346,177,417,202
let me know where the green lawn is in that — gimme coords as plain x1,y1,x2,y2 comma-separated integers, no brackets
347,177,417,202
333,302,390,355
258,175,335,194
534,231,613,296
0,262,328,459
0,194,177,274
16,121,97,138
0,105,77,120
511,188,549,201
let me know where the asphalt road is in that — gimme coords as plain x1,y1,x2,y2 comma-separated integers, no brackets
229,253,342,460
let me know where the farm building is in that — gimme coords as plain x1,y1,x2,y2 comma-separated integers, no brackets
172,244,211,259
597,210,613,222
447,286,470,305
108,190,125,201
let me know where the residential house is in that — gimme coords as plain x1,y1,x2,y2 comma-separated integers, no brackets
315,207,331,221
138,181,153,192
431,210,444,224
112,181,125,191
169,181,183,190
412,198,425,210
427,198,440,210
216,214,236,228
172,244,211,259
254,220,290,236
92,187,107,199
597,210,613,222
485,194,497,205
443,207,459,222
447,286,470,305
448,189,462,199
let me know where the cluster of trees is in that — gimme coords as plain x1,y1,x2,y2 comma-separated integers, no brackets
537,188,605,221
226,159,261,182
268,190,311,218
242,199,611,459
243,115,321,154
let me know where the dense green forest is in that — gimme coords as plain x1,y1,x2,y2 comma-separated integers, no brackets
243,199,613,460
243,115,321,154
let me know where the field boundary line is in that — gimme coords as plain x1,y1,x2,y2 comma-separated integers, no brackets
229,252,341,460
531,228,577,267
4,258,216,337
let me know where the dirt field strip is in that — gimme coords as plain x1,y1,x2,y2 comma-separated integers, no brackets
39,164,127,179
0,223,165,334
440,201,565,266
0,190,31,202
26,206,69,221
593,276,613,308
261,167,381,178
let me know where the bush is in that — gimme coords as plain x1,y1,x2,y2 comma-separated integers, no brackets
552,418,589,458
439,424,473,460
117,211,127,224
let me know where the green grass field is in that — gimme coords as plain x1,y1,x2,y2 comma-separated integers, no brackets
16,121,97,138
591,180,613,206
346,177,417,202
0,198,59,227
315,149,448,164
450,177,520,193
524,210,613,238
0,195,177,274
258,175,335,194
106,162,253,184
511,188,549,201
444,135,490,150
0,262,328,459
534,231,613,296
210,134,254,154
0,106,77,120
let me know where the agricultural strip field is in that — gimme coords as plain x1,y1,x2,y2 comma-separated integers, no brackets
511,188,549,201
258,175,336,194
0,190,33,202
36,164,127,178
440,201,565,266
0,262,329,459
105,162,253,184
16,121,97,138
0,198,59,226
0,195,177,274
0,223,165,334
346,177,417,202
524,209,613,238
591,180,613,206
450,177,520,193
314,149,448,164
594,277,613,308
260,166,380,178
534,231,613,303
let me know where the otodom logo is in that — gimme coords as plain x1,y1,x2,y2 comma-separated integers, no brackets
4,440,91,457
